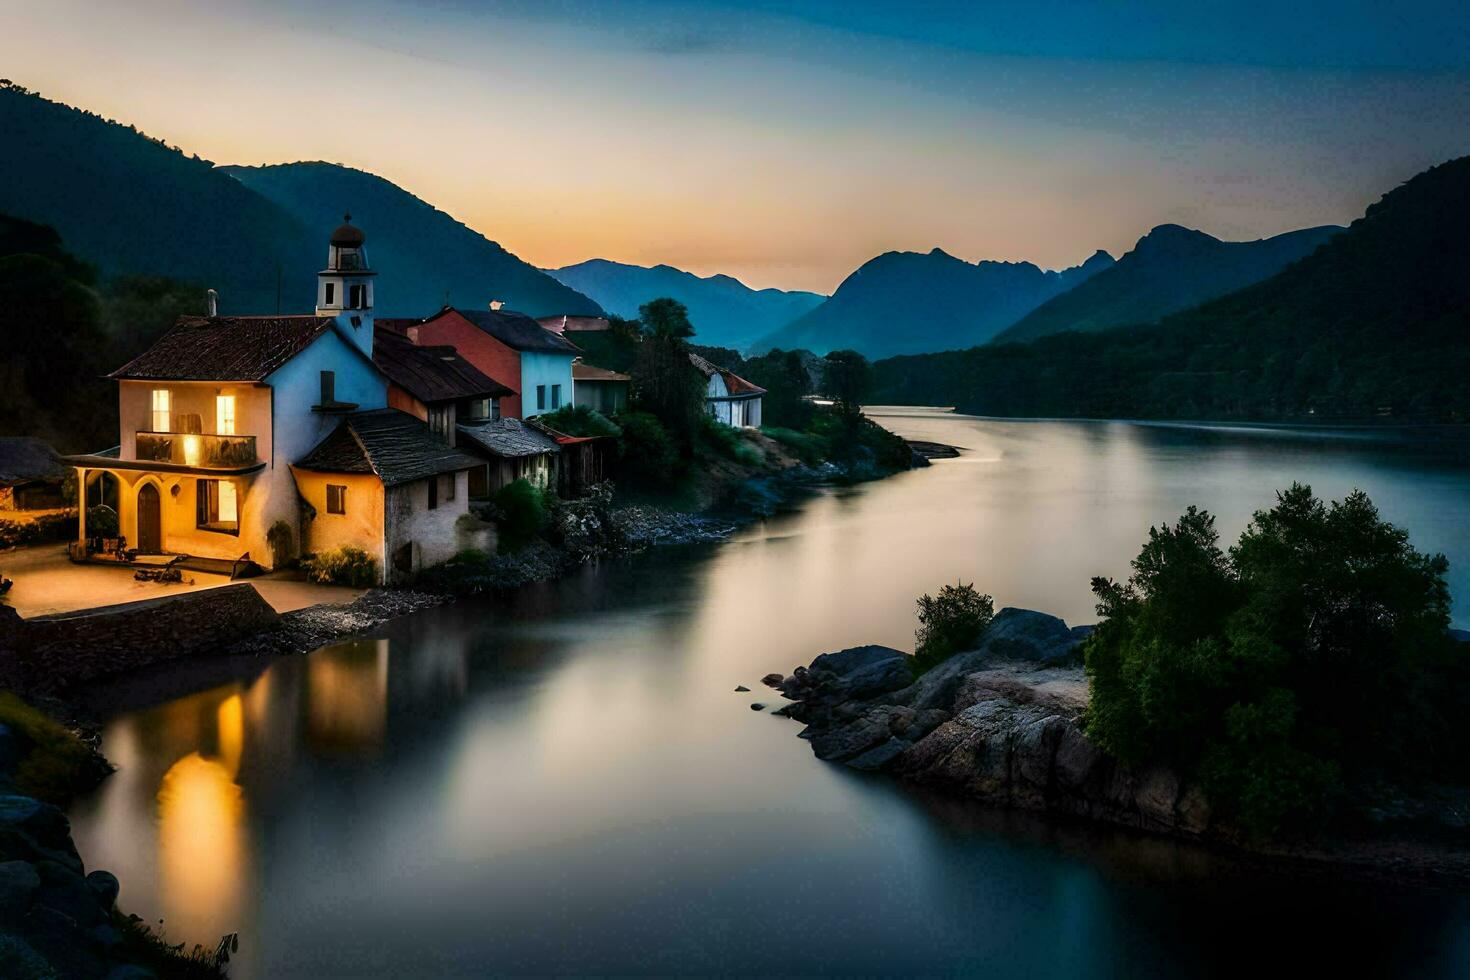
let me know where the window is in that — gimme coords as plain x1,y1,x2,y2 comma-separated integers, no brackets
196,479,239,533
348,283,368,309
551,384,561,409
216,394,236,435
536,385,547,411
320,371,335,406
151,389,171,432
427,475,439,510
326,484,346,514
324,282,336,306
464,398,498,421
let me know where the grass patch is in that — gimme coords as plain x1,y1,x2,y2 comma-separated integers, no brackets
114,914,236,979
0,692,107,804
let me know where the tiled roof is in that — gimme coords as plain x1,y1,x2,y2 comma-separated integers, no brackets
431,307,581,355
688,352,766,398
110,315,338,381
373,328,514,405
0,437,67,485
295,409,481,487
572,361,631,383
456,418,562,459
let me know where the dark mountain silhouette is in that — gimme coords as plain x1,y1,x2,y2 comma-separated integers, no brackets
545,258,824,350
754,247,1114,358
0,82,316,315
993,223,1343,343
224,163,601,318
871,157,1470,422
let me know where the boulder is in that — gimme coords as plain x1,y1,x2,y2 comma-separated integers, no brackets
0,858,41,916
760,673,785,688
983,608,1091,666
780,645,912,705
87,870,120,911
847,737,911,771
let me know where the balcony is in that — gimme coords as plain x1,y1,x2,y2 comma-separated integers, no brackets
135,431,257,468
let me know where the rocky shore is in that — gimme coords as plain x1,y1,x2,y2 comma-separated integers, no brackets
773,608,1470,882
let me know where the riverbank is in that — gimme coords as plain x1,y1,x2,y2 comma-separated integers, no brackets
771,608,1470,884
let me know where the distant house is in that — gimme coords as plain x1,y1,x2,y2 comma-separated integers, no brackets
373,326,514,443
572,360,631,414
0,437,69,512
537,315,611,335
405,308,580,419
292,408,481,581
456,418,561,497
689,353,765,428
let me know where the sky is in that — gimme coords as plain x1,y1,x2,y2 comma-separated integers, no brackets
4,0,1469,293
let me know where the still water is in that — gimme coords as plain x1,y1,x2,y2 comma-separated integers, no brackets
69,413,1470,977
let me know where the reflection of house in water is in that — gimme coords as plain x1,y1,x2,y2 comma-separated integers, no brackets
304,639,390,753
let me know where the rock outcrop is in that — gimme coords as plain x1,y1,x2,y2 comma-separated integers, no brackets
776,608,1212,836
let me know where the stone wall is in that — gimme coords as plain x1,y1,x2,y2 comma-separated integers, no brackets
0,584,279,693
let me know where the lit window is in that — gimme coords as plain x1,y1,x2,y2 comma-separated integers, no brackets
151,389,171,432
216,394,236,435
196,479,239,533
326,484,346,514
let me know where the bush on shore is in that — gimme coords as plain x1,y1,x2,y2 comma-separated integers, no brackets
913,582,995,673
0,692,108,804
303,546,378,587
1084,484,1468,837
491,479,550,552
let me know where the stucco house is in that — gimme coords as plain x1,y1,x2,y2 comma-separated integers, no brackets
373,326,513,443
292,409,481,580
689,353,765,428
455,417,561,497
62,217,473,581
401,307,580,419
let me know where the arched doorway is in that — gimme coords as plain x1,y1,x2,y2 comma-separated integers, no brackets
137,483,162,553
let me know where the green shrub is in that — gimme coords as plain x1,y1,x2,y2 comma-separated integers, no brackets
1084,484,1463,837
761,426,825,465
0,692,107,804
914,582,995,672
86,504,118,537
492,479,548,551
538,404,622,439
615,410,679,489
303,545,378,587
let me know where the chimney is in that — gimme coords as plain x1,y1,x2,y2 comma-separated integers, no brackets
489,299,504,311
206,288,219,318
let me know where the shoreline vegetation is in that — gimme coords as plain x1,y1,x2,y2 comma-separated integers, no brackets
770,484,1470,883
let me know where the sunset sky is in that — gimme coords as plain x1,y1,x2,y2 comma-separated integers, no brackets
5,0,1469,293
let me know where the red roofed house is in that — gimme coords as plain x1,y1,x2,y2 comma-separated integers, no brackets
689,353,765,428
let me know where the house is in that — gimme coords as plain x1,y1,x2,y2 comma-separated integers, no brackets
537,315,611,335
61,216,463,579
455,418,561,497
0,438,69,512
404,307,580,419
372,326,513,443
571,360,631,414
689,353,765,428
292,408,481,581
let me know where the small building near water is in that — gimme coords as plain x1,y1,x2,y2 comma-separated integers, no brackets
690,353,765,428
456,417,561,497
372,326,514,442
571,360,631,414
0,437,69,513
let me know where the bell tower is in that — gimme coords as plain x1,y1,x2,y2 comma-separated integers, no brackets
316,214,376,355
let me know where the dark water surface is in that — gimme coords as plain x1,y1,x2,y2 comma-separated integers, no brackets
68,413,1470,977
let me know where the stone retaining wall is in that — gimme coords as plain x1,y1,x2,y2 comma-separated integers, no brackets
0,584,279,693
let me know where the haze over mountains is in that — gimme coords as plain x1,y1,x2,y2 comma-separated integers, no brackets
872,156,1470,422
0,83,599,318
546,258,824,350
754,248,1117,358
993,223,1344,344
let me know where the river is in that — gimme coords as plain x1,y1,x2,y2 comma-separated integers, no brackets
68,412,1470,977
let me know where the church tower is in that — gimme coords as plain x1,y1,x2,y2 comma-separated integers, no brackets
316,214,376,356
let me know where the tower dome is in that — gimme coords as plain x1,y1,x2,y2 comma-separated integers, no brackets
330,213,365,248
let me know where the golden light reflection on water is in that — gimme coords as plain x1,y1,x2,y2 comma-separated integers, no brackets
306,639,390,753
155,693,247,943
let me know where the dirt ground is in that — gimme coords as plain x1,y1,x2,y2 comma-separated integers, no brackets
0,542,364,619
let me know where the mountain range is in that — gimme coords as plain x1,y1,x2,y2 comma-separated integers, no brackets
992,223,1344,344
546,258,823,350
753,248,1116,358
0,83,599,318
871,156,1470,422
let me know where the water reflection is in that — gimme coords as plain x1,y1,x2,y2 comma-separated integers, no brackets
66,415,1470,977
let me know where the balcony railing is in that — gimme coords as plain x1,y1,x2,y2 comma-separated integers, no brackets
135,431,258,468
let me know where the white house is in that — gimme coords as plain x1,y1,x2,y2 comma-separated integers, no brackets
64,217,478,583
689,353,765,428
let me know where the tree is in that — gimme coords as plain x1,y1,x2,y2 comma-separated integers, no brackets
822,349,873,419
638,297,694,339
914,581,995,673
630,297,705,452
743,348,813,429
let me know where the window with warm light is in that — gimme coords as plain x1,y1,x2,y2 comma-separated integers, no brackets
216,394,236,435
151,389,171,432
196,479,239,533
